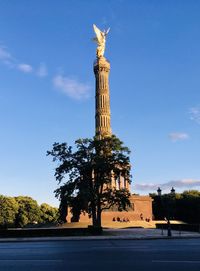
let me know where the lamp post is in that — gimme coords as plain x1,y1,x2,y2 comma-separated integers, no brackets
166,187,176,237
157,187,162,196
171,187,175,195
156,187,172,237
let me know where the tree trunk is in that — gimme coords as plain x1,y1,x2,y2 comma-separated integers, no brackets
91,201,102,228
91,202,97,227
96,207,102,228
95,197,102,228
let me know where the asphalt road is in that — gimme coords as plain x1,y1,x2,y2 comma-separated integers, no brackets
0,239,199,271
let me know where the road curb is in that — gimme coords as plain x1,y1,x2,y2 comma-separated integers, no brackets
0,235,199,243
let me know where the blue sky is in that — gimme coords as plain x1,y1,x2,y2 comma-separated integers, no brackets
0,0,200,206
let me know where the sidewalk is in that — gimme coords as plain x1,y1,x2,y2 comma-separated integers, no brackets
0,228,199,242
103,228,200,239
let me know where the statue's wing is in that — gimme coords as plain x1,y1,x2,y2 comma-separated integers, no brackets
105,27,110,35
93,24,103,43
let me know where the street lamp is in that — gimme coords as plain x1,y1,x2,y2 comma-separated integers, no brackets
171,187,175,194
156,187,172,237
157,187,162,196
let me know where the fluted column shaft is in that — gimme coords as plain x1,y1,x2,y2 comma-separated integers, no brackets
94,57,111,139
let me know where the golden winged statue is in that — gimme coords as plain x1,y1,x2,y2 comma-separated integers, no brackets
93,24,110,58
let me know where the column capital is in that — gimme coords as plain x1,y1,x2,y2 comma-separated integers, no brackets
94,57,110,73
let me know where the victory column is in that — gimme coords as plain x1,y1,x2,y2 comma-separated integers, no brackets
93,24,111,139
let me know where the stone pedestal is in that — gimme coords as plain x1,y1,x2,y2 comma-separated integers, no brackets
68,195,153,223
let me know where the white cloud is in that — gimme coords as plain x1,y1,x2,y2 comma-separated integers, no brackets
189,107,200,124
169,132,189,142
53,75,91,100
134,179,200,192
0,45,12,60
36,63,47,77
0,45,33,72
18,63,33,73
0,44,49,77
0,45,15,67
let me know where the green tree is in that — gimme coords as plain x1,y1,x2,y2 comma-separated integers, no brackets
151,190,200,223
48,135,131,228
149,193,165,220
40,203,59,223
176,190,200,223
15,196,41,227
0,195,19,228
